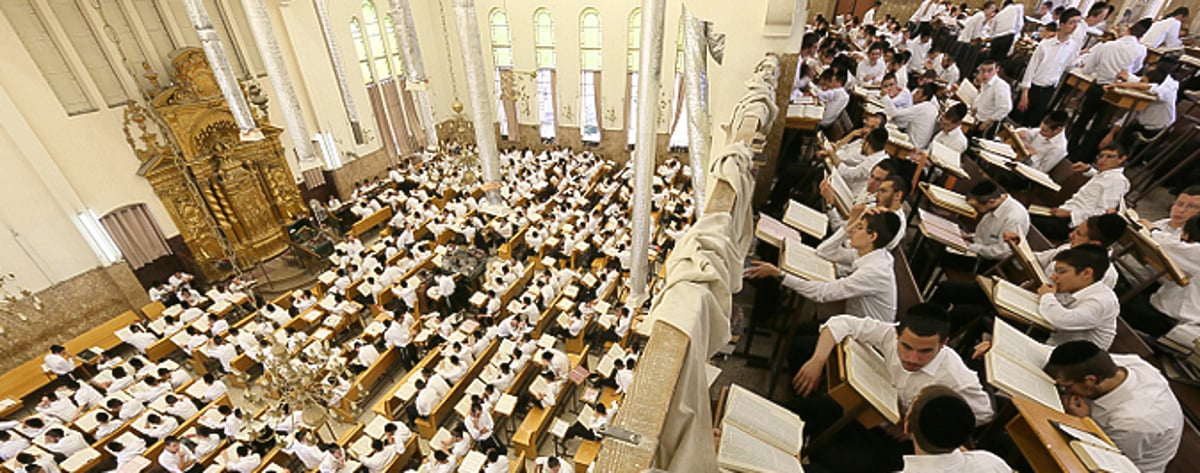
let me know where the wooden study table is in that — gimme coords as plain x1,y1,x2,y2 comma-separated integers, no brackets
1006,396,1118,473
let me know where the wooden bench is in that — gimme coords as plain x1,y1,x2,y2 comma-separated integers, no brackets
512,350,587,457
415,339,501,438
141,301,166,320
349,207,394,238
65,310,141,354
373,347,441,420
574,440,600,473
0,356,54,404
340,346,398,417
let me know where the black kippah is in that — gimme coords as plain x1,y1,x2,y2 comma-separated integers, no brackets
1095,214,1127,242
1048,340,1102,366
905,302,950,323
917,395,974,450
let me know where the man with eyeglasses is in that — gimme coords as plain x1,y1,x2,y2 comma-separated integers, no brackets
1043,341,1182,473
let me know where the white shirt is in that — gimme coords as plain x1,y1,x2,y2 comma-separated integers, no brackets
158,446,197,473
1080,36,1147,85
817,86,850,126
1090,355,1183,473
932,127,969,155
43,353,73,375
228,452,262,473
1149,230,1200,325
991,3,1024,37
838,149,888,198
969,196,1030,259
783,245,897,323
885,96,939,149
72,383,103,409
906,39,932,73
1134,75,1179,130
415,387,439,417
824,315,994,423
900,450,1012,472
1061,168,1129,227
936,61,960,85
863,7,877,24
1039,281,1119,349
856,59,886,84
44,430,88,456
1034,243,1119,288
957,12,990,42
1021,36,1078,88
1018,128,1069,173
973,75,1013,123
1141,17,1183,49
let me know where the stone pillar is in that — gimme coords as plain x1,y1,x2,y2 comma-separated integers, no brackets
242,0,317,165
182,0,262,140
390,0,439,147
312,0,364,144
629,0,667,307
682,5,710,217
453,0,506,214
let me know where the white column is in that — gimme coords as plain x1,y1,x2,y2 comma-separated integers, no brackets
242,0,317,165
312,0,364,144
682,5,709,217
390,0,440,147
629,0,667,307
453,0,506,214
182,0,262,140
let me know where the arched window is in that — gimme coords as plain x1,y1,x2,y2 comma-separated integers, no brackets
489,9,513,68
362,1,390,78
382,15,406,76
580,8,601,144
626,8,641,147
349,18,373,84
533,8,556,140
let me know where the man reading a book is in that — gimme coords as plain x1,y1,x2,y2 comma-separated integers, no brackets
1036,245,1120,349
824,128,890,198
900,385,1012,472
1122,215,1200,337
1030,144,1130,241
745,212,901,323
787,304,993,472
1044,341,1183,472
830,112,888,165
1003,213,1127,289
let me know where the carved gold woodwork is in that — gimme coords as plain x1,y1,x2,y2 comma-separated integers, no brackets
127,48,306,281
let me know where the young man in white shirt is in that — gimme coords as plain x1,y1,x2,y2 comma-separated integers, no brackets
158,437,198,473
1071,18,1151,160
790,304,993,472
884,83,940,149
955,1,997,73
1016,8,1081,126
989,0,1025,61
899,385,1012,472
1043,341,1183,473
1109,61,1180,154
1036,245,1120,349
42,345,74,378
931,49,960,85
1016,110,1070,173
1032,144,1130,240
929,102,970,155
856,42,887,85
827,128,890,198
1005,213,1128,289
971,59,1014,135
863,0,881,25
1123,215,1200,337
1141,7,1188,49
816,68,850,128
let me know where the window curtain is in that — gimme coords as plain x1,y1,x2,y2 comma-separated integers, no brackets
384,80,416,157
399,86,428,147
550,69,560,137
669,74,686,138
592,72,602,138
367,83,399,163
100,204,171,269
501,69,519,142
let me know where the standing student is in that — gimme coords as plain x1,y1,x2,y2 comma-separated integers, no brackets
1016,8,1081,126
990,0,1025,62
971,60,1014,135
1071,18,1151,161
899,385,1013,472
956,2,997,72
1031,144,1130,241
1043,341,1183,472
1141,7,1189,49
863,0,881,25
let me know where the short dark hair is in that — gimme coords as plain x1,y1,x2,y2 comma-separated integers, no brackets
978,59,999,69
1185,216,1200,243
1100,143,1128,158
1087,3,1110,18
869,42,887,53
967,180,1002,202
1130,18,1153,38
163,436,181,446
917,82,939,100
909,385,976,453
866,128,889,152
1060,7,1081,24
1044,110,1069,129
898,303,952,341
1053,244,1108,281
1085,214,1127,247
1167,7,1189,18
1180,185,1200,197
1043,340,1119,382
944,103,968,123
866,111,888,128
864,212,901,250
880,174,909,197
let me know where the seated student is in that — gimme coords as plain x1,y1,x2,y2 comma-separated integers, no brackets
1015,111,1070,173
830,112,888,163
124,324,158,354
199,373,228,403
227,445,261,473
427,450,454,473
565,402,616,442
42,345,75,378
533,455,573,473
42,427,87,458
1031,144,1130,241
465,401,505,454
1043,341,1183,472
0,431,29,461
931,49,960,85
531,371,564,409
857,42,888,85
1123,215,1200,336
35,392,78,423
14,452,57,473
970,59,1013,134
107,438,146,468
1007,213,1128,287
816,68,851,128
789,304,993,472
1106,61,1179,155
318,443,345,473
929,102,970,154
93,411,120,439
964,180,1030,264
164,394,198,420
143,413,180,441
1147,185,1200,239
884,82,941,149
286,430,324,470
1031,245,1122,349
879,73,913,110
414,379,438,418
900,385,1012,472
158,436,198,473
824,128,890,199
745,212,901,322
358,438,395,473
482,450,508,473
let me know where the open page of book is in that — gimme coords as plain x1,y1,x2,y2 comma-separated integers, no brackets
724,384,805,455
957,79,979,106
986,348,1065,412
928,141,967,177
1013,163,1062,191
917,208,970,251
991,318,1053,370
923,184,976,217
886,124,914,148
784,200,829,239
993,279,1053,329
756,214,803,248
1163,324,1200,353
1053,421,1114,451
825,169,854,215
976,139,1017,159
781,239,836,283
1071,441,1140,473
718,423,804,473
844,340,901,423
1011,238,1051,287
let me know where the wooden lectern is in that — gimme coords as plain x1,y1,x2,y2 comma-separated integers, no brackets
1006,396,1118,473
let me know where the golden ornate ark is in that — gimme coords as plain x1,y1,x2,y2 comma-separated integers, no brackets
125,48,306,281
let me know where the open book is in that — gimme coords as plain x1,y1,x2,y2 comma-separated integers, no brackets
1160,323,1200,355
1058,422,1139,473
781,239,837,283
975,139,1017,159
928,140,968,179
755,214,803,248
985,318,1063,412
916,208,971,252
1012,162,1062,192
824,167,855,217
784,200,828,239
717,384,805,473
844,339,901,423
920,183,977,218
1010,237,1052,287
956,79,979,107
990,277,1055,331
